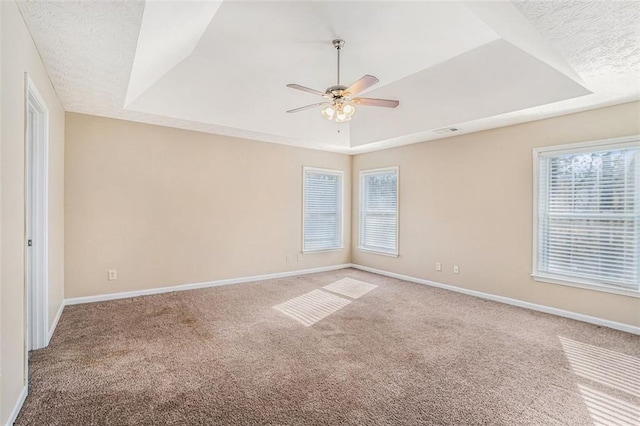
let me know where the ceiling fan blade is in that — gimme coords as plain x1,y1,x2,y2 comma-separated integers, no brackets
345,75,379,97
286,102,330,113
352,97,399,108
286,84,325,97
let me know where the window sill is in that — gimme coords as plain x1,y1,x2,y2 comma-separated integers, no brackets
302,247,344,254
531,273,640,298
358,247,399,258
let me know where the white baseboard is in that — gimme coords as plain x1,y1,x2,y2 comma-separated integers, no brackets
351,264,640,335
65,264,353,306
47,301,65,345
5,386,27,426
60,262,638,334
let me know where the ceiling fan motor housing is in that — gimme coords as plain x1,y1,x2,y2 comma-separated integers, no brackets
326,85,348,98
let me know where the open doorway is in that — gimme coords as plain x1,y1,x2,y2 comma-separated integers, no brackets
25,75,50,351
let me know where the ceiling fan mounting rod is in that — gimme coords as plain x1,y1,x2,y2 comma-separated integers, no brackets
333,39,345,86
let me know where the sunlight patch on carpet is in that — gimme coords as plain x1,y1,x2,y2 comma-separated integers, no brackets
323,278,378,299
273,289,351,326
578,384,640,426
560,336,640,426
560,336,640,398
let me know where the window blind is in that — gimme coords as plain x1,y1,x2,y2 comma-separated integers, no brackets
360,168,398,255
536,144,639,292
303,168,343,252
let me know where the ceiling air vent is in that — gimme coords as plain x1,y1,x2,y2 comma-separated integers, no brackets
433,127,459,134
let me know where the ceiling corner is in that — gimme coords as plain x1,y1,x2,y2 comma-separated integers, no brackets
124,0,223,107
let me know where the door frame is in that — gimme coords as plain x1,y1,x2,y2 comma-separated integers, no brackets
25,74,50,351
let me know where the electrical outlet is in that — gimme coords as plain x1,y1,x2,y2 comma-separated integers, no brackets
108,269,117,280
453,265,459,274
435,262,442,271
285,255,292,263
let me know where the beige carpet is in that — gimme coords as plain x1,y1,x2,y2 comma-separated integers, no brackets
17,268,640,425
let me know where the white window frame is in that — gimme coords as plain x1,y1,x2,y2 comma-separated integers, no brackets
532,135,640,298
359,166,399,257
302,166,344,253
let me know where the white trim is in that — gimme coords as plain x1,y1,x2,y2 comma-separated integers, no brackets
532,135,640,297
532,146,541,288
302,166,344,253
54,261,640,341
532,273,639,298
357,248,399,258
301,247,344,254
358,166,400,175
65,264,352,305
358,166,399,256
25,75,50,351
533,135,639,157
351,264,640,335
47,301,65,344
5,386,28,426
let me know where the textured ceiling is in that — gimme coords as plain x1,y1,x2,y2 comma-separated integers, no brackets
16,0,143,115
16,0,640,154
514,0,640,86
16,0,312,150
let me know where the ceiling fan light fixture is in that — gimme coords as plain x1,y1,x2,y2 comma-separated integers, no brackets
342,102,356,118
335,110,348,122
321,104,336,120
335,102,354,122
323,101,355,122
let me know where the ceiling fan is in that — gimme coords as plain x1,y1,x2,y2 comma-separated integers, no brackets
286,39,399,123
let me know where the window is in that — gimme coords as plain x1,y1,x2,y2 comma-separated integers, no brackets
359,167,399,256
533,137,639,296
303,167,343,252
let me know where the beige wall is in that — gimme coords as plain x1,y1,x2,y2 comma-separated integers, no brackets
1,1,65,423
66,104,640,327
352,101,640,328
64,113,351,298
